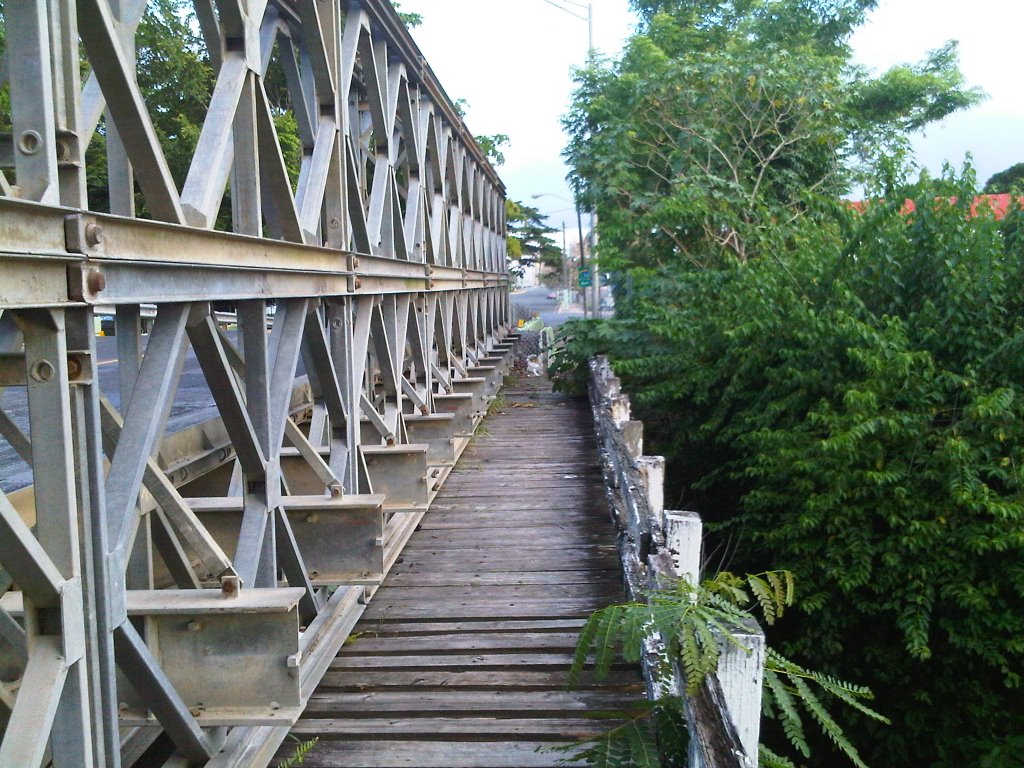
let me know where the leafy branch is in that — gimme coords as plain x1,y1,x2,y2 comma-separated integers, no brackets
566,571,887,767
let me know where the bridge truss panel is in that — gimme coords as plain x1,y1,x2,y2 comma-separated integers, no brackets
0,1,510,765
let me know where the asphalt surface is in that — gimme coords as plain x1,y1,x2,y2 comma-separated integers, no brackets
511,285,582,327
1,335,225,493
0,291,580,493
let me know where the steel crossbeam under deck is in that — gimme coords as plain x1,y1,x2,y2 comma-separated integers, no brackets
0,0,512,765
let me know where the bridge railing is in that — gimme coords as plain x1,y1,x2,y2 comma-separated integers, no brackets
0,1,511,765
588,356,765,768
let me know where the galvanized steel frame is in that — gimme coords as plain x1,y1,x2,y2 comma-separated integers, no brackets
0,0,510,765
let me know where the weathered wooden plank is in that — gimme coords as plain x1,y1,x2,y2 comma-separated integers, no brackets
281,740,580,767
370,584,621,603
337,632,582,655
360,597,612,620
408,528,615,544
329,652,619,670
392,548,619,563
380,571,610,588
289,717,626,739
303,690,645,716
357,618,589,635
318,669,642,690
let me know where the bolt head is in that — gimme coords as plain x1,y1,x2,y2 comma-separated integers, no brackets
86,270,106,294
84,223,104,246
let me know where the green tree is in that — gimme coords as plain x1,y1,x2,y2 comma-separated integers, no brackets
476,133,510,166
81,0,301,224
563,0,981,272
392,1,423,28
983,161,1024,193
506,200,562,274
556,2,1016,765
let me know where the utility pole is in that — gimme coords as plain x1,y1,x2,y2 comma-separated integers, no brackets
540,0,598,317
561,221,569,307
576,204,588,317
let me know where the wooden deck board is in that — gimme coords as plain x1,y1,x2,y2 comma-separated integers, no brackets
277,376,642,767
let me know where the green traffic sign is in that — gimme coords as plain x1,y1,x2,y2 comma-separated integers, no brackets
578,267,592,288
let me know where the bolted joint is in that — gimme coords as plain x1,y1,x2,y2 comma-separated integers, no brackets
64,214,106,254
67,264,107,303
220,574,240,598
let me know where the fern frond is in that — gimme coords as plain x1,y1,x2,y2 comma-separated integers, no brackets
651,698,689,765
626,719,660,766
595,605,624,680
748,575,778,624
278,737,319,768
569,609,605,686
554,715,661,768
759,743,798,768
763,668,809,757
791,675,867,768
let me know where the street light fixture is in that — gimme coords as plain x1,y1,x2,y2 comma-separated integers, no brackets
532,193,589,317
539,0,593,55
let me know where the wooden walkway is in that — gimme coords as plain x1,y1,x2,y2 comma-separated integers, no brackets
280,377,644,767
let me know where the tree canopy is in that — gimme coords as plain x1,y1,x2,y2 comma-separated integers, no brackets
564,0,981,271
506,200,562,273
557,2,1019,766
984,161,1024,193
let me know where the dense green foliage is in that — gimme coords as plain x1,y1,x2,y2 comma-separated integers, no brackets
556,169,1024,767
558,1,1020,765
984,162,1024,194
566,571,887,767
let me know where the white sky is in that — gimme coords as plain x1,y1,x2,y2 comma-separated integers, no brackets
406,0,1024,228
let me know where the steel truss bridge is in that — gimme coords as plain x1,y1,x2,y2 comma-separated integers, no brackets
0,0,518,764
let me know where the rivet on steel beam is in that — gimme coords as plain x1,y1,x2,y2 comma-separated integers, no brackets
17,130,41,155
352,257,360,268
386,435,396,447
329,217,340,230
354,277,362,289
187,620,203,632
30,360,55,383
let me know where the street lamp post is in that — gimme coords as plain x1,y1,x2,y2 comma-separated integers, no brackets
540,0,593,54
533,193,588,317
538,0,601,316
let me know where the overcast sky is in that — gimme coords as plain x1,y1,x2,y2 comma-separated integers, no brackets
406,0,1024,229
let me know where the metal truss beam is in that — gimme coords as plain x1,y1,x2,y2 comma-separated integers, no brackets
0,0,512,765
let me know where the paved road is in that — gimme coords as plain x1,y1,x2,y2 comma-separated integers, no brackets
511,285,582,327
1,335,224,493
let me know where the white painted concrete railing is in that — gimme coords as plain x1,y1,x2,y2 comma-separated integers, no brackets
588,356,765,768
